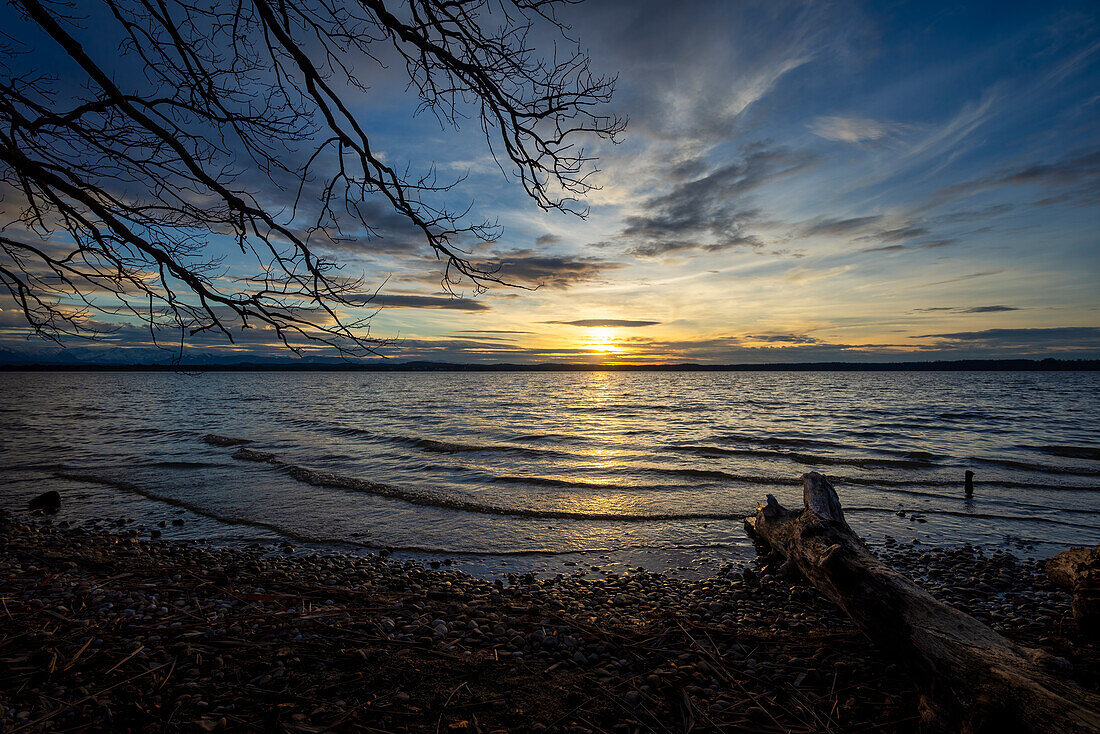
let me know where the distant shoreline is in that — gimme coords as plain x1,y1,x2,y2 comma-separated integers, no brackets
1,358,1098,372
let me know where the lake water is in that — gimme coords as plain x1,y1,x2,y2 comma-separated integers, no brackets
1,371,1097,577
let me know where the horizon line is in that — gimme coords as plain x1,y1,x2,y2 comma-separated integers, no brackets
2,357,1098,372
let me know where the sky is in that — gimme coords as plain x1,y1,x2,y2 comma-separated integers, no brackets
2,0,1099,364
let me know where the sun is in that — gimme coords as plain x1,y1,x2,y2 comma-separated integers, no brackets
585,328,620,353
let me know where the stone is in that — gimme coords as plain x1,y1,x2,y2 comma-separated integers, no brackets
28,491,61,514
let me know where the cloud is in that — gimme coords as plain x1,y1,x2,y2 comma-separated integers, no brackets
902,90,999,168
618,144,820,257
861,225,930,243
809,116,909,144
919,269,1004,287
935,148,1100,204
304,198,430,255
861,238,956,254
345,294,490,311
545,319,660,328
912,327,1100,347
783,264,852,284
455,329,535,334
592,0,848,145
800,215,882,237
914,305,1020,314
534,234,561,246
483,250,625,289
930,204,1015,224
744,333,820,344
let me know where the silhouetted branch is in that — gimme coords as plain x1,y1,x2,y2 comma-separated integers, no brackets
0,0,622,357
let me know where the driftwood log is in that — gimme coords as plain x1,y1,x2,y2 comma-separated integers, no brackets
1047,546,1100,633
744,472,1100,734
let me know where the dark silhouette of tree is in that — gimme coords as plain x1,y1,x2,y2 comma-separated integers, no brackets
0,0,622,357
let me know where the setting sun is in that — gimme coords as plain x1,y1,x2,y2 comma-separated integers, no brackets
585,327,621,353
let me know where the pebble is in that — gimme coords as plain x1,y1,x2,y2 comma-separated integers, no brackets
0,511,1086,733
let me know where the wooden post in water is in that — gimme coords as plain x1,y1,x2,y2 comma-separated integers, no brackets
965,470,974,498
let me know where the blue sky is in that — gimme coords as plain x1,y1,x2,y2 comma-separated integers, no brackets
1,0,1098,363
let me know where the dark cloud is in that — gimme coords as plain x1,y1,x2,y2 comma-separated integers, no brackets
345,294,490,311
545,319,660,328
800,215,882,237
619,144,820,257
455,329,535,334
482,250,624,289
668,157,710,181
920,270,1004,287
914,305,1020,313
440,334,519,342
599,334,919,363
936,149,1100,204
744,333,820,344
912,327,1100,347
862,225,930,243
860,238,955,254
534,234,561,246
304,198,430,255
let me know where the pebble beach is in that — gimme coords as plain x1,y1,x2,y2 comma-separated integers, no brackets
2,509,1096,733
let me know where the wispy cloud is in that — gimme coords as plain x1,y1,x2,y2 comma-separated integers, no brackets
809,116,910,144
799,215,883,237
617,144,820,258
545,319,660,328
913,305,1020,313
598,0,849,145
918,270,1005,288
935,148,1100,203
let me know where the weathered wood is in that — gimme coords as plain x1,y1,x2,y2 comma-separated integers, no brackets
745,472,1100,734
1047,546,1100,633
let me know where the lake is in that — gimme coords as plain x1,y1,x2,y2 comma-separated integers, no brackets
1,370,1097,577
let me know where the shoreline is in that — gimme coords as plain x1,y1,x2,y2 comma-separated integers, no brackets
2,512,1096,732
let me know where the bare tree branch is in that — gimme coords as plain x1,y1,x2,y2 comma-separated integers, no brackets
0,0,623,358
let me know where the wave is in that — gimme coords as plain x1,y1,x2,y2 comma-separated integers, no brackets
491,475,707,493
663,444,939,469
220,445,748,521
968,456,1100,477
844,506,1100,530
493,475,629,490
838,482,1100,516
232,447,278,463
57,470,320,545
0,460,67,473
399,436,570,458
1024,445,1100,462
151,460,221,469
282,464,747,521
202,434,251,447
834,475,1099,491
271,416,581,457
709,431,853,451
937,411,995,420
59,470,709,556
639,467,788,483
